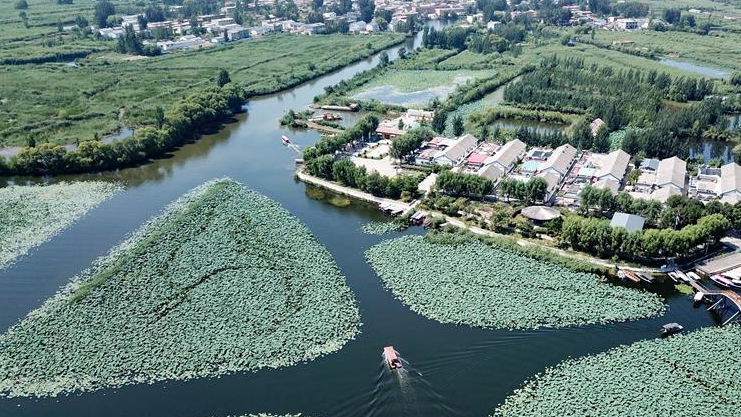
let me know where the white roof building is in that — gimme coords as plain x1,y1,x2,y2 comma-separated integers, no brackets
655,156,686,191
433,134,477,166
538,144,577,178
488,139,525,173
719,162,741,203
610,213,645,233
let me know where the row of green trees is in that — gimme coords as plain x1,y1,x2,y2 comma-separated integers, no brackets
435,170,493,198
502,56,732,159
302,115,379,161
578,184,741,230
560,213,730,259
0,82,247,176
305,156,424,200
497,176,549,204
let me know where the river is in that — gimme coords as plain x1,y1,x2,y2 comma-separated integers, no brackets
0,27,723,417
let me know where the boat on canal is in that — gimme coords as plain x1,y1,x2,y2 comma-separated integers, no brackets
660,323,684,336
383,346,402,370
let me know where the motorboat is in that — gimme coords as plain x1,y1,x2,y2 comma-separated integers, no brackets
710,274,734,289
281,135,291,145
383,346,402,370
660,323,683,336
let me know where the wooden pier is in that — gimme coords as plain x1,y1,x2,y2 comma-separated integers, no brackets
676,269,741,326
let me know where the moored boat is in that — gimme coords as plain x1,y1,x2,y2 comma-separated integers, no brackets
623,271,641,283
383,346,402,370
660,322,683,336
710,274,733,288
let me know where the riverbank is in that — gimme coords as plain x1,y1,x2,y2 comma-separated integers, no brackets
296,170,417,214
296,169,657,275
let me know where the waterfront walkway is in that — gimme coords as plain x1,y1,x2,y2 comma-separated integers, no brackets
296,171,416,214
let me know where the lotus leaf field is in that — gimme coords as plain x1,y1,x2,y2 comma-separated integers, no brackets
365,235,664,329
361,221,405,235
0,181,121,270
0,179,360,398
494,325,741,416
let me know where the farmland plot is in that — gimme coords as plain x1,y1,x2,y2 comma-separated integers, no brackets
365,235,664,329
494,325,741,417
0,181,120,270
0,179,360,398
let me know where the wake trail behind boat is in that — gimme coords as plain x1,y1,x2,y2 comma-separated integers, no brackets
352,353,462,417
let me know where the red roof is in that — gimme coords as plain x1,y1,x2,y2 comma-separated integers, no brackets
466,153,488,165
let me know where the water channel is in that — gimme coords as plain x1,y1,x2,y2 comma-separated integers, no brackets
0,26,724,417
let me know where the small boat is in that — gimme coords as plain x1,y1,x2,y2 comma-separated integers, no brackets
622,271,641,283
693,291,705,304
383,346,402,370
636,272,655,284
686,271,702,282
660,322,683,336
710,274,733,288
281,135,291,145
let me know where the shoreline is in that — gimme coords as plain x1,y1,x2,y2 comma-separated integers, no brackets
297,169,659,274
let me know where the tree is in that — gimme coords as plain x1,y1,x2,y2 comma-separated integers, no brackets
75,15,88,28
94,0,115,28
525,176,548,203
14,0,28,9
154,106,166,129
431,110,447,134
311,0,323,11
663,8,681,25
451,115,464,136
378,51,389,66
358,0,375,23
489,203,513,232
217,69,231,87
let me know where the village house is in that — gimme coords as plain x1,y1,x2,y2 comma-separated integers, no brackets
632,156,687,203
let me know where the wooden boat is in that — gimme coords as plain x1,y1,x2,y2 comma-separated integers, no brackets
660,322,683,336
636,272,655,284
383,346,402,370
622,271,641,283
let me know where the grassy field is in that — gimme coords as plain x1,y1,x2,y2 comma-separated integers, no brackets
583,29,741,71
0,33,404,147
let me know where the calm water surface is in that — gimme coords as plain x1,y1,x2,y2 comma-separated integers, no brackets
0,28,724,417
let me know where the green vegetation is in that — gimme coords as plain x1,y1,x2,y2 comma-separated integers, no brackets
361,221,406,235
303,118,426,200
494,325,741,417
366,234,663,329
0,181,120,269
2,82,247,175
585,28,741,71
0,179,360,398
0,33,404,148
503,55,729,158
349,69,490,107
435,170,493,198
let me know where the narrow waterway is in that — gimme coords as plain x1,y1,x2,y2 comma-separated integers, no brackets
0,26,724,417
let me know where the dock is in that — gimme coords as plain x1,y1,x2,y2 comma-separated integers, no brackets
674,268,741,326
